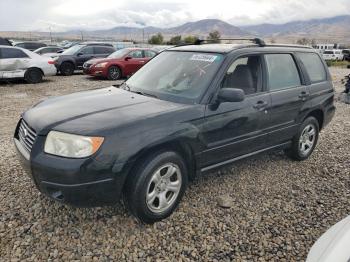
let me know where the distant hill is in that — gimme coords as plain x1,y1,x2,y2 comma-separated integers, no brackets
90,19,250,39
1,15,350,43
242,15,350,41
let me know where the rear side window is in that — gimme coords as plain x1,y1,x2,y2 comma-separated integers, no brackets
144,50,156,58
0,48,28,59
265,54,301,91
297,53,326,83
94,46,113,54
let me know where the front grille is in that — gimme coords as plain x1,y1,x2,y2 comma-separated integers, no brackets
18,119,37,153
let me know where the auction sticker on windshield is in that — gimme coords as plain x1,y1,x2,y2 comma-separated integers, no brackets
190,54,218,63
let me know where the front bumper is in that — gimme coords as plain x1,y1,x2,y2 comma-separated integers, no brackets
83,67,105,77
13,135,125,207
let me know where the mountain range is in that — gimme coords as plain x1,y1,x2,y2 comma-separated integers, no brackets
1,15,349,43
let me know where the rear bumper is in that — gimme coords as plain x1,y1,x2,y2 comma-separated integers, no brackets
13,136,125,207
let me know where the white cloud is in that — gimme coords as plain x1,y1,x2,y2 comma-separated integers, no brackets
0,0,349,31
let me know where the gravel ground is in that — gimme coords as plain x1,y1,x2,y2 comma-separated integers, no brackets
0,69,349,261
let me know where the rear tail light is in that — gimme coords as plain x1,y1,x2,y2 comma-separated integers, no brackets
48,60,55,64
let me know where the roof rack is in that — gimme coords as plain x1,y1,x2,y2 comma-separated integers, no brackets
194,38,266,47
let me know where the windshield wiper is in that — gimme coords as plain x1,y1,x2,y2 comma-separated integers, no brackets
131,90,158,99
120,83,158,99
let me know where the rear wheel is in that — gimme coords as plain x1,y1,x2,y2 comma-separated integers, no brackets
60,62,74,76
24,68,43,84
124,151,188,223
285,117,319,161
107,66,121,80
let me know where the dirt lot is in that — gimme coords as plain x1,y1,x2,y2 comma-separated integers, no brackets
0,70,349,261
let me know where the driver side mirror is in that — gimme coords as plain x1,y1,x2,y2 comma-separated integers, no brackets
57,50,63,53
125,56,132,61
76,52,83,56
217,88,245,103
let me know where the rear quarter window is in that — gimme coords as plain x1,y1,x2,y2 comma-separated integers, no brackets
297,52,326,83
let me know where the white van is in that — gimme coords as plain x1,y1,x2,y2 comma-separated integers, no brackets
322,49,344,61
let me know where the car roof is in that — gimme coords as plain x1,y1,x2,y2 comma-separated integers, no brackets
168,43,313,54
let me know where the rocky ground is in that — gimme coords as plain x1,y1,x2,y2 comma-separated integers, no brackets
0,69,349,261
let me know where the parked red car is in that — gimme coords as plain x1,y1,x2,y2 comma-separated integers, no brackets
83,48,157,80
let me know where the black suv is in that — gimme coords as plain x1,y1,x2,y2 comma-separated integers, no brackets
54,43,115,75
14,39,335,223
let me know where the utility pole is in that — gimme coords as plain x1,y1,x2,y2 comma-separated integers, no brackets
49,27,52,43
80,30,84,41
142,28,145,44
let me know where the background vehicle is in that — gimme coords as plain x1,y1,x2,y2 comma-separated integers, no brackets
342,49,350,61
307,215,350,262
34,46,63,58
14,40,335,223
54,43,115,76
322,49,344,60
14,42,47,51
83,48,157,80
0,45,56,83
0,37,12,46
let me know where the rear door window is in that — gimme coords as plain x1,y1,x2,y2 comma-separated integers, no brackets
265,54,301,91
296,52,326,83
94,46,112,54
1,48,28,59
129,50,144,58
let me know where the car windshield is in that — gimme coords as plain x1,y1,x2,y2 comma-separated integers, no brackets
61,45,84,55
324,51,333,54
108,49,130,59
124,51,224,104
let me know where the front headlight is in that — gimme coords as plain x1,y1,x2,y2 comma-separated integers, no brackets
94,62,108,68
44,131,104,158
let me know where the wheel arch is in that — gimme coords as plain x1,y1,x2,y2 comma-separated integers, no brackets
109,63,124,76
304,109,324,130
26,67,44,76
119,139,197,193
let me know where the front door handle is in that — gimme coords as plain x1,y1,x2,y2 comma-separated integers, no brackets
253,101,268,111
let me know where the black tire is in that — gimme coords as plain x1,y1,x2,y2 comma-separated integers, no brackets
124,151,188,224
60,62,74,76
284,116,319,161
24,68,43,84
107,66,121,80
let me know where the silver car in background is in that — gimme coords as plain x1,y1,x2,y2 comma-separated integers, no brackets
0,45,57,83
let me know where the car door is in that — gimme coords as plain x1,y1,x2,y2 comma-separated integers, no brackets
200,54,271,168
75,46,95,68
264,53,308,146
0,47,30,79
123,50,146,76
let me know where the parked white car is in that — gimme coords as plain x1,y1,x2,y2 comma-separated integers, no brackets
322,49,344,61
0,45,56,83
34,46,63,59
307,215,350,262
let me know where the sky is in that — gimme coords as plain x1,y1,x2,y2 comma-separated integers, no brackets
0,0,350,31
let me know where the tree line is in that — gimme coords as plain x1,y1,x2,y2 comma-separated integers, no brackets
148,30,221,45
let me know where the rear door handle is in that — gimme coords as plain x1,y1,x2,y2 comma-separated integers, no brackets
253,100,268,111
298,91,309,100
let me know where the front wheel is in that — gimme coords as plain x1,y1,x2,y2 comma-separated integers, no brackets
285,117,319,161
107,66,121,80
124,151,188,223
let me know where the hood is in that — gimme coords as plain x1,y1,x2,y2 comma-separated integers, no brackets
23,87,187,136
307,215,350,262
86,57,121,65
